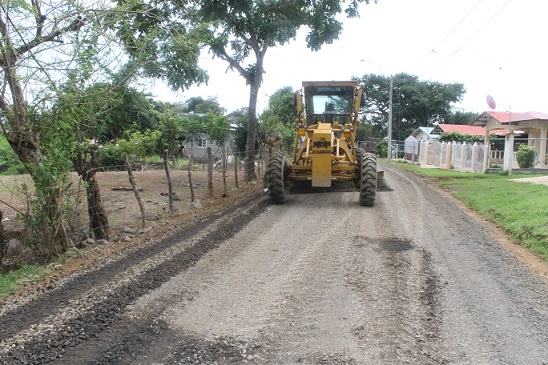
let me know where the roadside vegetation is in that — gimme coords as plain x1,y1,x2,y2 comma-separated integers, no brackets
389,161,548,261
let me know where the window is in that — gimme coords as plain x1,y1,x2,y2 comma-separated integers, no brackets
197,138,208,148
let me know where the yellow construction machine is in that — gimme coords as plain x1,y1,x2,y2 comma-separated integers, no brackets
266,80,377,206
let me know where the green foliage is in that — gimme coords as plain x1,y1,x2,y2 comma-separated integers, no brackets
111,2,208,90
445,110,479,125
0,265,50,298
181,116,207,148
257,87,297,153
438,131,484,143
356,73,466,140
268,87,296,127
158,110,183,157
356,122,375,141
21,111,77,255
0,134,25,174
376,140,388,157
516,145,537,168
205,112,231,146
180,96,225,115
98,130,161,168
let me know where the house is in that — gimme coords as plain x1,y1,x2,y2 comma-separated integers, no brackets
471,111,548,170
177,112,236,162
410,127,436,141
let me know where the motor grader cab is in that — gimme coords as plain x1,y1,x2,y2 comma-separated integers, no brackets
266,81,377,206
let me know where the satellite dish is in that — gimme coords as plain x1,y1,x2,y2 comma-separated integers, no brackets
486,95,496,109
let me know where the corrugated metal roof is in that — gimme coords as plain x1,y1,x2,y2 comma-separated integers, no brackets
433,124,486,136
472,111,548,125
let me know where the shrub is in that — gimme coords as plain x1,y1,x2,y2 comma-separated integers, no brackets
516,145,537,168
376,140,387,157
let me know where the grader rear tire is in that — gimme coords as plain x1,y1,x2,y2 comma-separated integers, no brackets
266,151,289,204
358,150,377,206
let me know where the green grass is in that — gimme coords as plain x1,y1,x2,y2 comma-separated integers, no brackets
0,264,51,298
388,161,548,261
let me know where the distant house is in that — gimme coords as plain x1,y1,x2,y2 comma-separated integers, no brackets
410,127,436,141
177,112,236,162
405,127,435,162
471,111,548,170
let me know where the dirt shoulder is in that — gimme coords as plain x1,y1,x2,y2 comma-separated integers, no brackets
0,167,265,297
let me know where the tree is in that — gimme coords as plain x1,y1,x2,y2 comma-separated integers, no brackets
227,108,249,154
0,0,115,255
445,110,479,125
120,0,374,181
259,86,296,152
356,73,466,140
158,109,184,163
193,0,374,181
0,1,179,255
181,96,226,115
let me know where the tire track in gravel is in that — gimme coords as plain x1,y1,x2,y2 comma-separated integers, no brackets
262,195,365,363
0,192,268,365
377,165,548,364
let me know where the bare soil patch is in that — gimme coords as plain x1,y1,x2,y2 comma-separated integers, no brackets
0,166,263,291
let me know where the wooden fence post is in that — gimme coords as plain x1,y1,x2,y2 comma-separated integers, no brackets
187,154,195,203
163,150,174,213
233,147,239,189
124,154,146,229
207,147,213,197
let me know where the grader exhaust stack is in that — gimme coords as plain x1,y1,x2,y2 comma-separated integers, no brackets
266,81,378,206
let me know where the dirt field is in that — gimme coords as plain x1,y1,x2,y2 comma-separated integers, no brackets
0,165,263,272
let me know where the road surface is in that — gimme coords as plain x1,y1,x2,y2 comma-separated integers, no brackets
1,165,546,364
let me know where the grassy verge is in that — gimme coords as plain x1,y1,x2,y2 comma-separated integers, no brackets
0,264,51,298
387,161,548,261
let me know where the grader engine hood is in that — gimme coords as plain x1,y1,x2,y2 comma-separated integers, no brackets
310,123,334,187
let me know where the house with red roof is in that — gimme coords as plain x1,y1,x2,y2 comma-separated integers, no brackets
471,111,548,171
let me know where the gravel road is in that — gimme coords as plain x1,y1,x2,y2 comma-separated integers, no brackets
1,165,546,364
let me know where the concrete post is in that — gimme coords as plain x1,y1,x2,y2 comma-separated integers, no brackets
503,133,515,173
445,141,453,169
539,126,547,168
483,130,491,172
460,142,466,171
471,142,478,172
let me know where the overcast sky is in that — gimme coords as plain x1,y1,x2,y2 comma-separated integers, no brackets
152,0,546,116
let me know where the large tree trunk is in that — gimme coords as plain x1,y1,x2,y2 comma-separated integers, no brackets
73,146,110,241
244,73,261,182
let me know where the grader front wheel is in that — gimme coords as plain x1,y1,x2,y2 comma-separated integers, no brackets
266,152,289,204
358,150,377,207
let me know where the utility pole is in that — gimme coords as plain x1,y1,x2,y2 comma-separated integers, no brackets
387,77,393,162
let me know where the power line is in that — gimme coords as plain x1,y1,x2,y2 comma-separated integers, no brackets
418,0,513,77
431,0,484,53
408,0,484,72
448,0,512,57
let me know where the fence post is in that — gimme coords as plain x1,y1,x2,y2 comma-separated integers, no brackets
420,141,428,165
207,147,213,197
471,142,478,173
445,141,452,169
233,147,239,189
459,142,466,171
163,150,174,213
436,142,445,167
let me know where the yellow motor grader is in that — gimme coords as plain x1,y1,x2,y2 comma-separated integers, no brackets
266,80,377,206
